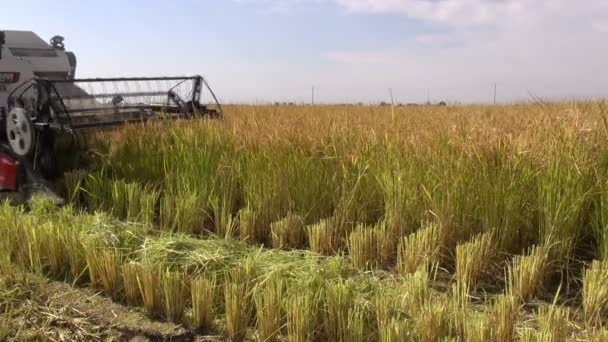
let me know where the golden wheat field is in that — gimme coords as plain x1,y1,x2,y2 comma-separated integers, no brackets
2,102,608,341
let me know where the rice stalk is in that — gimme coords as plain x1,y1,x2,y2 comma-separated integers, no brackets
63,170,86,204
271,213,305,249
254,273,284,341
323,281,355,342
507,245,550,303
455,230,496,293
285,290,318,342
162,269,187,323
348,224,377,270
191,275,216,330
536,303,571,342
464,312,490,342
397,222,443,274
138,269,162,318
122,262,142,305
414,298,451,342
488,294,518,342
83,241,122,299
583,259,608,327
225,260,255,341
347,305,367,342
307,218,338,255
379,318,413,342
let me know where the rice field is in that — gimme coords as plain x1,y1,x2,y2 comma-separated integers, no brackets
3,102,608,340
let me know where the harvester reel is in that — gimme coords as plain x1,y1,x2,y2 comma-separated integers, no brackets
6,107,35,157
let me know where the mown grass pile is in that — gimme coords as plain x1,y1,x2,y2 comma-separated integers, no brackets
4,102,608,338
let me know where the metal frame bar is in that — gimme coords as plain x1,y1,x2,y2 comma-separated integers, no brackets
8,75,223,132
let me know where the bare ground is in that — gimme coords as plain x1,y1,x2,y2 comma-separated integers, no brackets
0,274,225,341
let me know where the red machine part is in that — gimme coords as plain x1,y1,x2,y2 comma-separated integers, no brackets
0,152,17,191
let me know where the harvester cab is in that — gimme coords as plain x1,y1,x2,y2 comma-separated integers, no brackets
0,30,223,204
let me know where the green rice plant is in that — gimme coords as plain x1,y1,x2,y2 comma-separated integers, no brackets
10,216,43,274
59,219,88,281
125,181,144,222
63,170,86,204
209,159,240,238
209,195,238,239
122,262,142,305
110,180,128,219
138,186,160,226
307,218,338,255
488,294,518,342
583,259,608,327
419,148,481,247
475,150,536,253
138,268,162,318
397,221,443,274
83,172,112,211
254,273,284,341
593,177,608,260
239,152,288,243
334,159,383,235
538,148,590,263
271,213,305,249
160,191,204,234
239,206,269,244
0,236,13,280
347,305,367,342
507,245,550,303
283,151,336,224
455,230,496,293
162,269,187,323
114,181,160,225
348,224,378,270
377,154,428,237
374,221,397,270
191,275,216,331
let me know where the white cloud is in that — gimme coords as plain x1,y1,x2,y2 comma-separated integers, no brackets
234,0,608,103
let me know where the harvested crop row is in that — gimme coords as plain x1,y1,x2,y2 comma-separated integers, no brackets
0,197,605,340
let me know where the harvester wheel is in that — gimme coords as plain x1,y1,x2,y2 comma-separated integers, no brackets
6,107,35,157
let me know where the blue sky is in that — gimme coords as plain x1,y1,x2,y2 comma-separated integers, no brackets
4,0,608,103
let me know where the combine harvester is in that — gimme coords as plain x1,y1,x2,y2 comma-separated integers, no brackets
0,30,223,204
